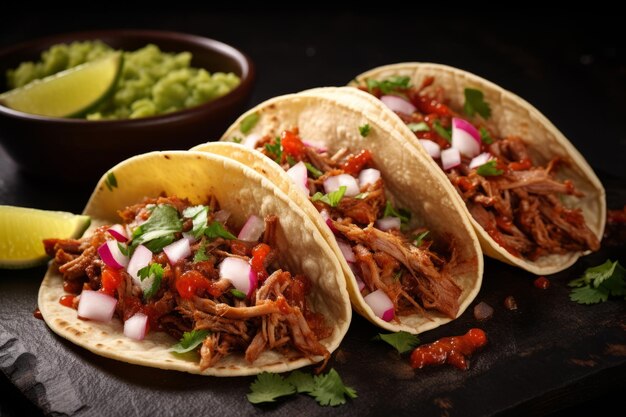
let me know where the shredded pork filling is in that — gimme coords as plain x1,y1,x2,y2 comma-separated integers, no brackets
44,196,330,369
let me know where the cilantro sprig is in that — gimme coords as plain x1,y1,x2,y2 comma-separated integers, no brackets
479,127,493,144
137,263,164,300
365,76,411,94
304,162,323,178
359,123,371,137
311,186,347,208
476,160,503,177
170,329,210,354
464,88,492,119
432,120,451,142
247,369,357,406
383,201,411,224
568,260,626,304
264,136,283,163
412,231,429,247
131,204,182,252
373,331,421,354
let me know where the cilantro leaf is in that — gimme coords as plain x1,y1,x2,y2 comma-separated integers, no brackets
264,136,283,163
568,260,626,304
464,88,492,119
170,329,210,354
476,160,503,177
193,239,210,262
354,192,369,200
310,368,357,406
230,289,246,299
412,231,429,247
407,122,430,133
247,372,296,404
131,205,182,251
231,136,243,144
383,201,411,224
105,171,118,191
117,242,130,256
240,112,260,134
432,120,451,142
286,155,297,167
183,205,209,239
373,331,421,354
205,221,236,240
359,123,371,137
285,370,315,393
479,127,493,144
366,76,411,94
311,186,347,208
137,263,164,300
305,162,323,178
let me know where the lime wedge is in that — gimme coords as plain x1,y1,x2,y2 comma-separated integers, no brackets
0,52,122,118
0,206,90,269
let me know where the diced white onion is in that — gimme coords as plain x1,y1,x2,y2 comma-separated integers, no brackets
77,290,117,322
127,244,152,283
323,174,359,197
419,139,441,159
375,216,401,231
381,95,416,114
358,168,381,188
238,215,265,242
163,238,191,265
364,289,395,322
124,313,148,341
218,257,256,297
441,148,461,170
287,161,310,195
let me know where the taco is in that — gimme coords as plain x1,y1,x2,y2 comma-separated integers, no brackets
192,90,483,334
38,151,351,376
349,63,605,275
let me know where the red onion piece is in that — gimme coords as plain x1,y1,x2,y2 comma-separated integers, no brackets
213,209,231,224
469,152,493,169
124,313,148,341
107,224,128,242
323,174,359,197
452,117,481,157
127,244,152,282
219,257,255,297
163,238,191,265
364,289,395,322
375,216,401,231
320,210,338,233
238,215,265,242
243,133,261,148
97,240,128,270
77,290,117,322
381,95,416,114
302,140,328,153
418,139,441,159
441,148,461,170
336,239,356,263
358,168,381,188
287,161,310,195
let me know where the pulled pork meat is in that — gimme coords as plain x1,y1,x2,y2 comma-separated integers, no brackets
360,76,600,260
44,196,331,370
256,129,461,320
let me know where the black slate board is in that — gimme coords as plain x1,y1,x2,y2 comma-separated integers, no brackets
1,11,625,416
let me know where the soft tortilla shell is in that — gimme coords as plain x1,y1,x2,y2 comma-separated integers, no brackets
349,63,606,275
194,90,483,334
39,151,351,376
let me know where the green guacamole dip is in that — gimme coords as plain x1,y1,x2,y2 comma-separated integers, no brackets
6,41,241,119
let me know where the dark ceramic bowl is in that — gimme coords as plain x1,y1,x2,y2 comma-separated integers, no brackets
0,30,255,182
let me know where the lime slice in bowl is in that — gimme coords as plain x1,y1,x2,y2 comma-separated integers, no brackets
0,52,123,118
0,205,90,269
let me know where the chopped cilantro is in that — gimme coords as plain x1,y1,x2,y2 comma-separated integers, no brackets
240,112,260,134
304,162,323,178
464,88,492,119
383,201,411,224
479,127,493,144
407,122,430,133
311,186,347,208
359,123,371,137
264,136,283,163
476,160,504,177
117,242,130,256
183,205,209,239
204,221,236,240
286,155,297,167
568,260,626,305
247,372,296,404
170,329,210,354
366,76,411,94
131,205,182,252
412,230,429,247
105,171,118,191
354,192,369,200
230,289,246,299
137,263,164,300
373,331,421,354
231,136,243,144
432,120,451,142
193,239,210,262
310,369,357,406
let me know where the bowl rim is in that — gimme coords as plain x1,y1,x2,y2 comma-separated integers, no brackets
0,29,255,125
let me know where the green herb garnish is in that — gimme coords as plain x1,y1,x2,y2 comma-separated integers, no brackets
366,76,411,94
407,122,430,133
131,205,182,252
383,201,411,224
464,88,492,119
412,230,429,247
231,136,243,144
568,260,626,305
354,192,369,200
230,289,246,299
311,186,347,208
193,239,210,262
286,155,297,167
373,331,421,354
204,221,236,240
117,242,130,256
304,162,323,178
432,120,451,142
264,136,283,163
170,329,210,354
247,372,297,404
476,160,503,177
240,112,260,134
479,127,493,144
137,263,164,300
359,123,371,137
105,171,118,191
183,205,209,239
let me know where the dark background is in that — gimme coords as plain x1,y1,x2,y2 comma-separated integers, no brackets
1,11,624,416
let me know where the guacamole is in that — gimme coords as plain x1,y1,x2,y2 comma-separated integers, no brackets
6,41,241,119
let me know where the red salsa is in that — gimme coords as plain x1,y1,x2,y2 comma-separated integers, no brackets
410,328,487,370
